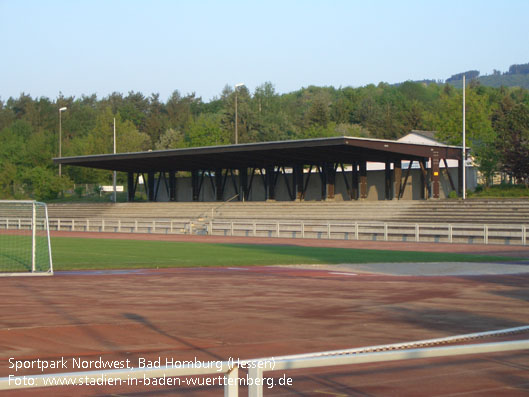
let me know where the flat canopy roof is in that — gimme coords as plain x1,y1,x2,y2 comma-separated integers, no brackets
53,136,463,173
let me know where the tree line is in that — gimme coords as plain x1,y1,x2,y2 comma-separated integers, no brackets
1,81,528,200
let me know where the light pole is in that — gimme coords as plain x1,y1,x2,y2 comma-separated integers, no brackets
59,107,67,177
462,75,466,200
113,117,117,203
234,83,244,144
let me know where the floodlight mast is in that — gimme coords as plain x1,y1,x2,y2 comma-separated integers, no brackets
462,75,466,200
234,83,244,145
59,107,67,177
113,117,117,203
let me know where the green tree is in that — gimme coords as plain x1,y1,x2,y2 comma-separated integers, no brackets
221,85,257,143
155,128,185,150
22,166,72,201
143,93,168,144
252,82,293,141
495,103,529,185
166,90,200,132
307,96,330,127
23,131,54,167
0,161,17,198
298,122,341,139
67,107,150,184
428,85,498,181
2,83,529,197
119,91,149,131
79,107,150,155
186,114,229,147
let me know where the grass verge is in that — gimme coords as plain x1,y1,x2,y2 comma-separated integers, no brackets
468,184,529,198
50,237,521,271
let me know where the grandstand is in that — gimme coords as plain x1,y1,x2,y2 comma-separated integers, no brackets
48,199,529,225
54,136,466,201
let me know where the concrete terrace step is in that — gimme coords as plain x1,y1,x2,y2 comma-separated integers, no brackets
44,199,529,225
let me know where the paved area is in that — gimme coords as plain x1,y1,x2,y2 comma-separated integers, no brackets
290,261,529,276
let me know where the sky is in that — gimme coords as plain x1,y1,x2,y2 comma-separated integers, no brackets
1,0,528,103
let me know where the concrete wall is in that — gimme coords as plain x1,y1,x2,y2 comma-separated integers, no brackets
152,166,477,202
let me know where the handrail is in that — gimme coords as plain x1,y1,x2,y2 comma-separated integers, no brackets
2,216,529,246
197,193,240,223
245,340,529,396
210,193,241,216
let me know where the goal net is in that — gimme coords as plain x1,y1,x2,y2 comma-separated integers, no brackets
0,200,53,275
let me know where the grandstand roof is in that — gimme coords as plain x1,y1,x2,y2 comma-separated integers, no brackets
53,136,463,173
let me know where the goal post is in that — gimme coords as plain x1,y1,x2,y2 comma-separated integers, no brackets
0,200,53,276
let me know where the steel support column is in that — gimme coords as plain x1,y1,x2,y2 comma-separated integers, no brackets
394,160,402,200
127,172,135,202
400,161,413,199
318,165,326,200
458,158,464,197
265,166,276,201
443,158,456,193
247,168,257,200
324,163,336,200
339,163,352,200
432,151,440,199
169,171,176,201
352,161,359,200
301,165,314,200
215,169,223,201
280,167,295,201
385,160,392,200
239,168,248,201
359,161,367,199
147,172,155,201
294,165,304,201
191,170,199,201
154,171,165,201
419,159,428,200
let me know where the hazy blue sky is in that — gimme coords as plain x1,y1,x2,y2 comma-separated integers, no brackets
1,0,528,102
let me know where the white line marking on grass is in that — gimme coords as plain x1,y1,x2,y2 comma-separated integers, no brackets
227,267,249,270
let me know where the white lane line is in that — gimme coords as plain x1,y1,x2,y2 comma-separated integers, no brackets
329,272,358,276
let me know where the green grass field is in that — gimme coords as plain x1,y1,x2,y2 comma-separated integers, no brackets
48,237,522,271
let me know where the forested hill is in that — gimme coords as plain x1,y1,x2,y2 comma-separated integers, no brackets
444,62,529,89
473,74,529,89
1,80,529,200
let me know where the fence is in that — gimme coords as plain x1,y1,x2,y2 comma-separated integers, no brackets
1,326,528,395
245,340,529,397
1,217,529,246
207,220,529,245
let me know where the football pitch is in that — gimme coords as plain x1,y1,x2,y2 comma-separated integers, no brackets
2,233,529,395
50,236,524,270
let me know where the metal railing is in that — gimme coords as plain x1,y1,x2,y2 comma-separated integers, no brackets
245,339,529,397
1,217,529,246
198,193,241,221
208,220,529,245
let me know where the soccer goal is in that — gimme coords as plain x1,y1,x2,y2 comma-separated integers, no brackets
0,200,53,276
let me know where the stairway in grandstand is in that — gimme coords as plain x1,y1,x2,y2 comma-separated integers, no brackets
47,199,529,225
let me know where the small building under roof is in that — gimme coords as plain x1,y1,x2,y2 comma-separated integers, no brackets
54,136,467,202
